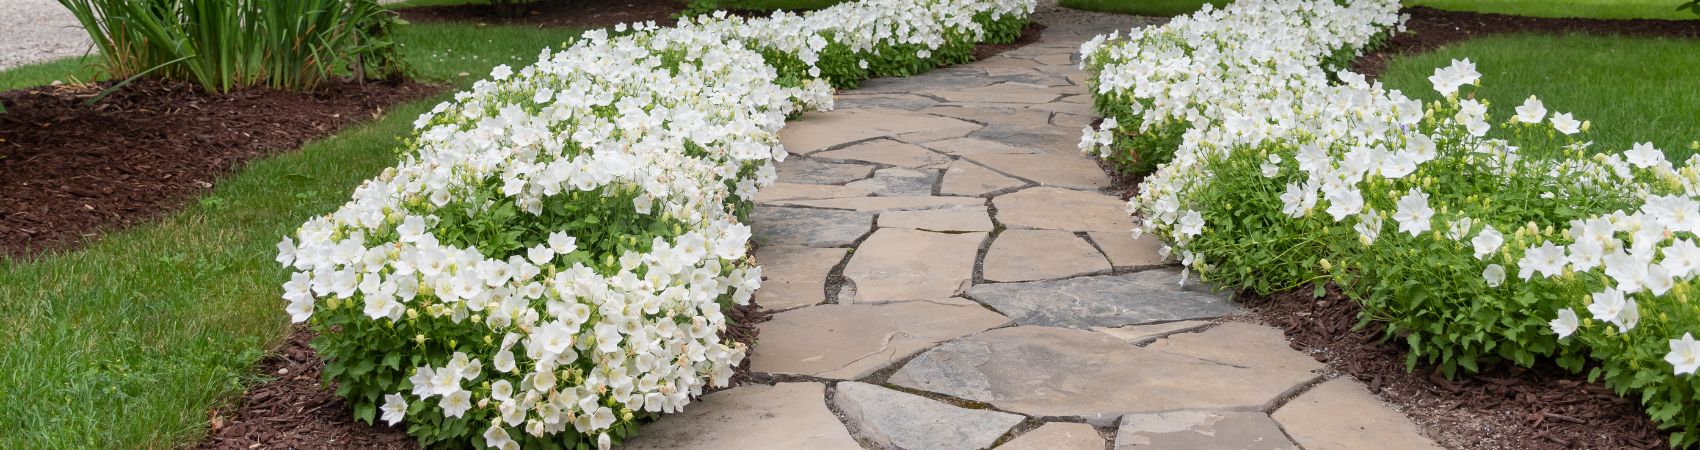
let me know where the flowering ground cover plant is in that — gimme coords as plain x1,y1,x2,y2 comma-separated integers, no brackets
1082,0,1700,445
274,0,1031,448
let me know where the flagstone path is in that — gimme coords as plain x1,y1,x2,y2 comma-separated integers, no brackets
624,15,1444,450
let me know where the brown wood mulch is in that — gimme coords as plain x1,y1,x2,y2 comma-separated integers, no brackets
0,79,440,260
1091,7,1699,450
1353,6,1700,77
393,0,686,28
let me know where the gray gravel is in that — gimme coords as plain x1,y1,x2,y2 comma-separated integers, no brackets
0,0,92,70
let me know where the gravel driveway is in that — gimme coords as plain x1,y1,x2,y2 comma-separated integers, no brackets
0,0,91,70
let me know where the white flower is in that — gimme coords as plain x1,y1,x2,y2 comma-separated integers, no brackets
1324,187,1364,221
1392,189,1432,236
1517,242,1566,279
1513,95,1546,124
440,389,473,418
1667,333,1700,376
1482,264,1505,287
1587,288,1637,332
381,393,408,425
1624,142,1664,169
1177,210,1205,237
1260,153,1281,177
1549,308,1579,338
491,64,513,80
1550,112,1581,135
1471,226,1503,260
1427,58,1479,97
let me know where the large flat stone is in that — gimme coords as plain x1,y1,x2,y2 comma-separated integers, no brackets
1114,411,1295,450
780,108,981,154
964,269,1238,329
999,422,1105,450
889,327,1320,425
1145,323,1323,374
835,93,940,111
1273,378,1442,450
993,187,1134,233
1093,321,1212,345
966,152,1109,190
843,228,985,302
756,182,874,204
753,246,847,310
853,69,1001,95
920,106,1054,127
845,168,939,197
752,298,1010,379
939,160,1027,197
776,159,876,185
921,137,1038,157
1088,231,1167,269
773,195,983,212
968,124,1082,153
878,206,994,232
833,382,1023,450
983,230,1110,282
752,207,875,248
815,139,952,169
930,83,1065,105
622,382,859,450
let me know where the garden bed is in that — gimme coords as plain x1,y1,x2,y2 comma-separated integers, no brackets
1353,6,1700,77
0,79,440,259
394,0,684,28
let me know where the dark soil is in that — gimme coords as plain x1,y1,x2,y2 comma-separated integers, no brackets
0,79,440,259
198,329,420,450
1354,7,1700,77
1243,285,1667,450
395,0,685,28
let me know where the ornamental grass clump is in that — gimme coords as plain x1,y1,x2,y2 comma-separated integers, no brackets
58,0,401,93
275,0,1032,448
1083,0,1700,445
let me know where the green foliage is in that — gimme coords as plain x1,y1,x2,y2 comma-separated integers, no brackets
56,0,404,93
1407,0,1700,20
1058,0,1230,17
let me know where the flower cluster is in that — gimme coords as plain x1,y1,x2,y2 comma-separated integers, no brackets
275,0,1032,448
1082,0,1700,444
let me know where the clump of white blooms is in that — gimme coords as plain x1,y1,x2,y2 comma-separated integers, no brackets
275,0,1034,448
1081,0,1700,441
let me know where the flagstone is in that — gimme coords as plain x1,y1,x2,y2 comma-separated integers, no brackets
983,230,1111,282
939,160,1027,197
920,106,1053,127
999,423,1105,450
993,187,1134,233
780,108,980,154
755,182,874,204
1145,323,1324,374
813,139,952,169
1114,411,1295,450
844,168,940,197
964,269,1239,329
773,195,983,212
1087,231,1167,269
967,152,1109,190
776,159,876,185
836,93,940,110
878,206,994,232
833,382,1024,450
969,123,1082,153
842,228,985,302
1272,378,1443,450
888,326,1321,425
921,137,1038,157
751,298,1009,379
753,246,848,310
622,383,860,450
1094,321,1213,345
752,206,875,248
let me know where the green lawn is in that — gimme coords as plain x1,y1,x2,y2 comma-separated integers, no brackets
1408,0,1698,20
0,22,584,449
1058,0,1227,16
1380,33,1700,161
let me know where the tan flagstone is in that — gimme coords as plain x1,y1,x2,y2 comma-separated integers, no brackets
920,137,1037,157
983,230,1111,282
1095,321,1213,345
929,83,1064,104
967,152,1109,190
1088,231,1167,269
842,228,985,302
751,298,1010,379
772,195,983,212
878,206,994,232
755,182,874,204
779,108,980,154
814,139,952,169
994,187,1134,233
919,106,1053,127
939,159,1027,196
622,383,860,450
1145,323,1325,374
753,246,848,310
1000,422,1105,450
1272,378,1442,450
